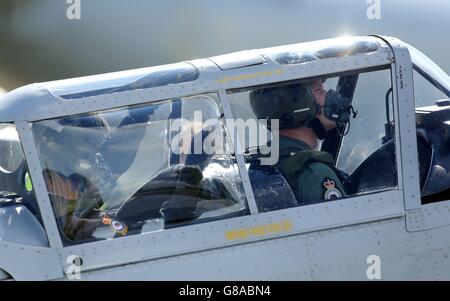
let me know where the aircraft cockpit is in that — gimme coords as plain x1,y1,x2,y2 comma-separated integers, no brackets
3,36,450,244
2,36,450,280
30,94,247,243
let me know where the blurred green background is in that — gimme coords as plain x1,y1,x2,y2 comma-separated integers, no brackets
0,0,449,91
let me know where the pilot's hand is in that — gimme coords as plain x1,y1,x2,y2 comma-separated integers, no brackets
64,212,103,241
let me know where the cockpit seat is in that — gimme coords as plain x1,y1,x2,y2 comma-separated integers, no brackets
247,159,298,212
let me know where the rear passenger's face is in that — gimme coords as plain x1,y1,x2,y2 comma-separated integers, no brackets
311,80,337,132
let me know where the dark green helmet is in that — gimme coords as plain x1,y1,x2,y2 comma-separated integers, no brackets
249,81,318,129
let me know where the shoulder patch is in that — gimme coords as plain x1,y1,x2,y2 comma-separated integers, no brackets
322,177,343,200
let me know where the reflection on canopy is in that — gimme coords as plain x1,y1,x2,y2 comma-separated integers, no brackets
265,36,381,65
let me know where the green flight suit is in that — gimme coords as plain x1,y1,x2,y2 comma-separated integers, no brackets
274,136,346,205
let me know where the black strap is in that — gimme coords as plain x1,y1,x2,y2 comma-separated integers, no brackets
308,118,327,140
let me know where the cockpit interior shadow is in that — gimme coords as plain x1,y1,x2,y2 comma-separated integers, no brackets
344,135,432,197
0,161,41,220
416,104,450,204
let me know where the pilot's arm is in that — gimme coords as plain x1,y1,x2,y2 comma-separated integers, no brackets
295,162,346,204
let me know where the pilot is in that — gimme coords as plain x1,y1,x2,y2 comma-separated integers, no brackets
249,78,354,205
37,114,113,240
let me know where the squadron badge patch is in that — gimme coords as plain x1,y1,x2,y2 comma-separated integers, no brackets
322,177,343,200
102,214,129,236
